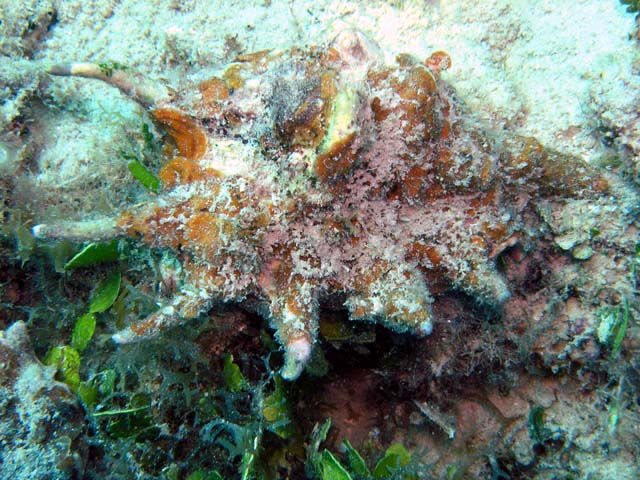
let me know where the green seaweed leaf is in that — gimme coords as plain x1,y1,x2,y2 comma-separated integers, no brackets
610,299,629,358
77,381,99,408
608,398,620,436
78,369,116,408
528,405,549,443
64,240,120,270
342,439,371,478
93,405,151,417
320,450,352,480
239,450,256,480
186,470,224,480
103,392,156,439
89,271,121,313
445,465,458,480
307,419,333,477
222,354,248,392
44,345,81,392
71,312,96,352
597,300,631,358
128,159,160,192
98,369,117,396
372,444,411,479
262,375,294,439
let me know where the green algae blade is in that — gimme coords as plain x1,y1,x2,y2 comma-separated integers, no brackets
610,299,629,358
342,439,371,478
128,159,160,192
320,450,352,480
262,375,295,439
527,405,549,443
90,272,122,313
64,240,120,270
71,312,97,352
92,405,150,417
222,354,249,392
308,419,333,477
372,443,411,479
78,369,117,408
77,381,99,408
44,345,81,392
186,470,224,480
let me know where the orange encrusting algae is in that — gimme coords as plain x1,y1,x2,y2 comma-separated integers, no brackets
158,157,222,188
152,108,207,161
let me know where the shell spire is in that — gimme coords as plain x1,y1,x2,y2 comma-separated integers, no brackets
33,30,619,383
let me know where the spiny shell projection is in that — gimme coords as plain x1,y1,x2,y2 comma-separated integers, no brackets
34,30,609,379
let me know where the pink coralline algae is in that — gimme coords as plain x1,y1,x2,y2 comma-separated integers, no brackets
33,30,614,379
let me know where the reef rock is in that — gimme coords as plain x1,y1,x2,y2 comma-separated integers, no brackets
0,321,85,479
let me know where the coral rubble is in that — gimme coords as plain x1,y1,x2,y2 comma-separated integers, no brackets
33,29,636,383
